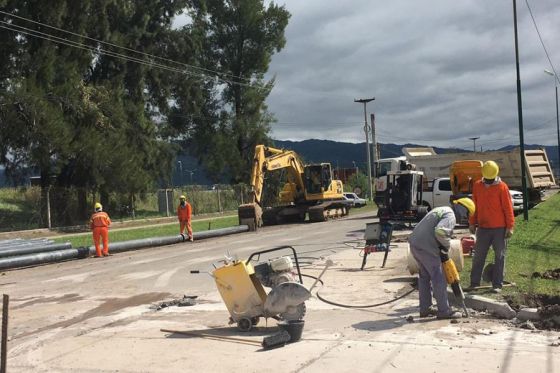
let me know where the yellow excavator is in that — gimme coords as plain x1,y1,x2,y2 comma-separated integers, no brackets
238,145,351,230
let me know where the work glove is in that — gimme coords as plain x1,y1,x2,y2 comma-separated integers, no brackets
438,244,450,262
505,229,513,239
469,225,476,235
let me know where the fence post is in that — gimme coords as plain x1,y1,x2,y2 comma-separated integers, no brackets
1,294,8,373
46,186,52,230
217,186,222,213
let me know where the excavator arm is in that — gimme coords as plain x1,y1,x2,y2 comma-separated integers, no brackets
240,145,306,230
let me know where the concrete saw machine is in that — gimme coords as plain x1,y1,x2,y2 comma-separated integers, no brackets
211,246,310,331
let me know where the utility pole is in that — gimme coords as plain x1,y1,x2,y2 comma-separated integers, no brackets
354,97,375,201
469,137,480,152
370,113,377,179
512,0,529,220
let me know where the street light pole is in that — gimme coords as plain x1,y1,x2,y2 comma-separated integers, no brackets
177,161,183,187
512,0,529,220
469,137,480,152
544,69,560,178
354,97,375,201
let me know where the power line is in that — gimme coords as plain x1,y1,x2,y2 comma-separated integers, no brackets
0,16,264,90
0,9,252,84
524,0,560,85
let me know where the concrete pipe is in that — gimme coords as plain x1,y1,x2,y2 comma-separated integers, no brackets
0,247,91,271
0,225,250,271
0,242,72,259
406,239,464,275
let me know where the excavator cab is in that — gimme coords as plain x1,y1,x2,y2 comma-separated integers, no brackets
304,164,332,195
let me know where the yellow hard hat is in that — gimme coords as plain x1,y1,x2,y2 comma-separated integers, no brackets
482,161,499,180
453,198,475,216
180,195,186,200
94,202,102,210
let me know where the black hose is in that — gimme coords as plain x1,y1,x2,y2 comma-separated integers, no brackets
316,286,416,309
303,271,416,309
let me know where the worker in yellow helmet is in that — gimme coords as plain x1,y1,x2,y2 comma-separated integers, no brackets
468,161,514,293
177,195,193,242
408,198,474,319
90,202,112,257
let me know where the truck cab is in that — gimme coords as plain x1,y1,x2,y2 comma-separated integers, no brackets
421,178,453,210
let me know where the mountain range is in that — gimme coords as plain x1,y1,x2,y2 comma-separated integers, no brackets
2,140,558,187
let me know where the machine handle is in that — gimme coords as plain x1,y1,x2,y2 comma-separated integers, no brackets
245,245,304,284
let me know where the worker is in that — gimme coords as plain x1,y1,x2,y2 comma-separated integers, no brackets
90,202,112,257
469,161,514,293
408,198,475,319
177,194,193,242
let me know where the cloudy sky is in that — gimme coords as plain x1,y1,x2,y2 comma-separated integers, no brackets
263,0,560,150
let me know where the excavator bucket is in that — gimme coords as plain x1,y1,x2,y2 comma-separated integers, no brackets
238,203,263,231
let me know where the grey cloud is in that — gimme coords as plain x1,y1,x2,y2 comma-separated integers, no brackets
266,0,560,150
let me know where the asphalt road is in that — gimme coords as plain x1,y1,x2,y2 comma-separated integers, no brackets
2,211,559,372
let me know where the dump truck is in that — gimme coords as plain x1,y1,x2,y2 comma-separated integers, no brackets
238,145,351,230
375,147,555,205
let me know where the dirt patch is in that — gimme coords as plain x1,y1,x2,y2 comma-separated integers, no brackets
11,293,83,310
531,268,560,280
14,292,171,339
506,293,560,331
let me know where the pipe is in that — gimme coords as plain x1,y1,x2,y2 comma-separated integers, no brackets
0,243,72,259
0,225,249,271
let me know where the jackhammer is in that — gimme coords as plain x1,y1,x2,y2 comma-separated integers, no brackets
440,249,469,317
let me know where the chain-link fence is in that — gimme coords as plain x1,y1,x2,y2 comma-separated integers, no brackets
0,184,251,233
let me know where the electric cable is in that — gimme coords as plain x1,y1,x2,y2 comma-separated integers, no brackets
0,9,253,84
0,21,266,91
524,0,560,85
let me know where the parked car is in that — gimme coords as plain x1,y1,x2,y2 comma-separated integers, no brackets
343,192,367,207
510,190,523,212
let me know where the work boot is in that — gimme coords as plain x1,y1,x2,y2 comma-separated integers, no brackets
491,287,502,294
189,236,194,242
437,311,462,320
419,305,438,317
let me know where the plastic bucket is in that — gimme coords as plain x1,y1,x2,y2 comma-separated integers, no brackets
461,236,475,255
278,320,305,342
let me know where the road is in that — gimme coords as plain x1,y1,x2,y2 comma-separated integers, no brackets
2,211,559,372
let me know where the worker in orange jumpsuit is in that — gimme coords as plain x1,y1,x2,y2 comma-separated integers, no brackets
90,202,112,257
177,195,193,241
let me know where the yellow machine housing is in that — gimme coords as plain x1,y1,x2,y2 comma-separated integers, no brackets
213,261,267,321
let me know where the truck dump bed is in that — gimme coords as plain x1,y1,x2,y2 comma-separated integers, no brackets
403,148,556,190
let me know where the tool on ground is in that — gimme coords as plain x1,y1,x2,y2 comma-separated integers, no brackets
361,222,394,270
160,329,261,346
208,246,310,332
441,250,469,317
308,259,334,293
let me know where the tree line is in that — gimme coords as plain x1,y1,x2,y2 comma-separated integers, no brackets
0,0,290,224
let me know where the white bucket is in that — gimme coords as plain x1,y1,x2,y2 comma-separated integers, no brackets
407,239,464,275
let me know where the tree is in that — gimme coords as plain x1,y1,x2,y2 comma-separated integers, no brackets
0,0,192,225
182,0,290,182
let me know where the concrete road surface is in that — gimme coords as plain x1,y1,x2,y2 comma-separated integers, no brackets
2,212,558,372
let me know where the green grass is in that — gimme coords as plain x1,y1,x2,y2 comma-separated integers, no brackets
54,215,239,247
460,192,560,300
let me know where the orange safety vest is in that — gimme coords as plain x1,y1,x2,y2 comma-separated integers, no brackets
177,202,192,221
90,211,111,229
